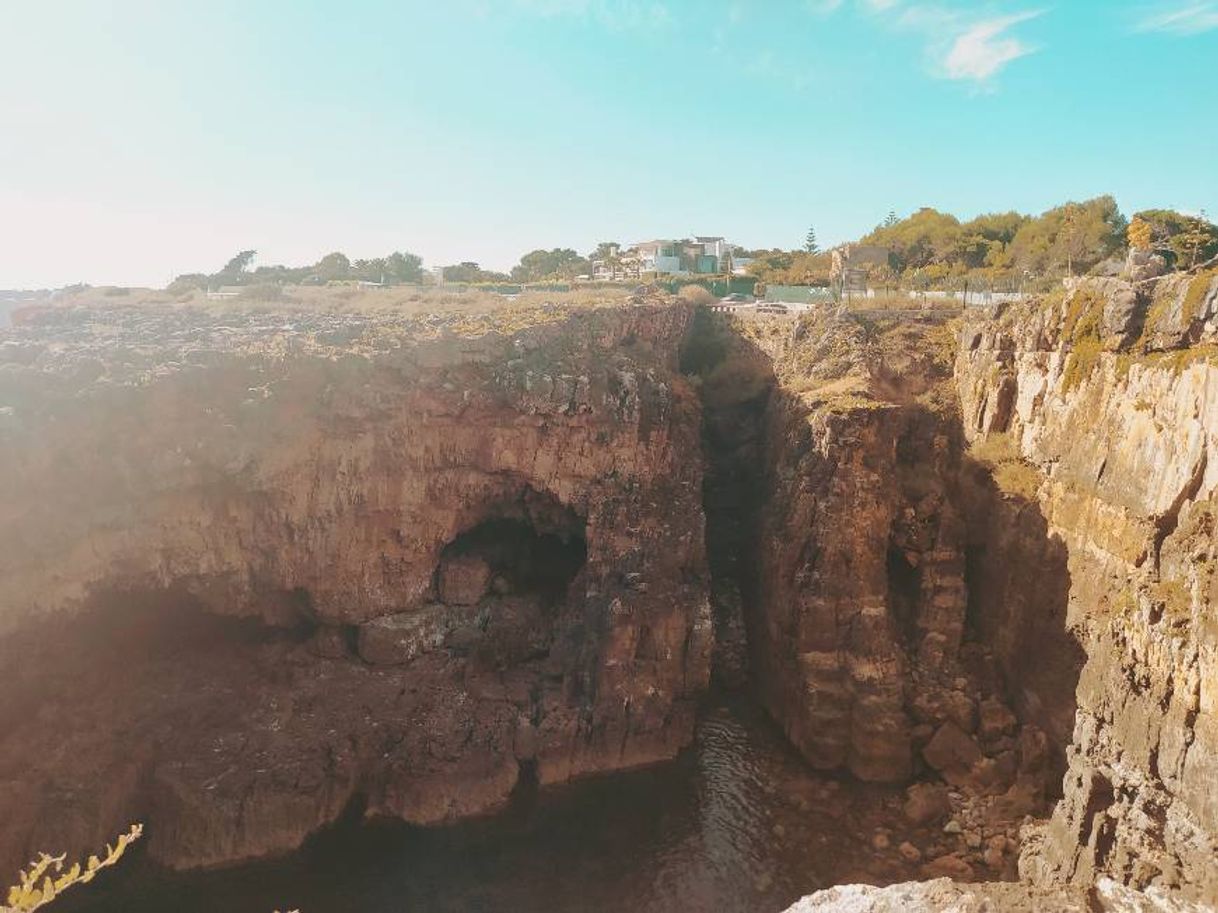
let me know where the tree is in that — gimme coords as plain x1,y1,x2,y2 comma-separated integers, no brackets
883,211,899,228
511,248,590,282
1127,217,1153,252
1180,210,1216,268
862,207,963,272
1008,196,1126,278
384,251,424,284
167,273,209,294
221,250,256,275
591,242,623,279
439,262,509,283
440,262,483,283
804,226,819,254
1059,203,1085,276
314,252,351,282
1131,209,1218,268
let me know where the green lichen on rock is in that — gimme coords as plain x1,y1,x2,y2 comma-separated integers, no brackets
969,432,1044,500
1181,269,1217,327
1060,289,1106,392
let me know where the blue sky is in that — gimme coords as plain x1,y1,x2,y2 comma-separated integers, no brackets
1,0,1215,287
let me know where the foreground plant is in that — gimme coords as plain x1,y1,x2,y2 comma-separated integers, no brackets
2,823,143,912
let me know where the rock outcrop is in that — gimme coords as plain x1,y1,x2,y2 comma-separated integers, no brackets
783,875,1210,912
956,271,1218,904
686,309,1060,880
0,299,712,870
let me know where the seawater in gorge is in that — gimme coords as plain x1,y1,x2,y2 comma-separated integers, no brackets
62,693,920,913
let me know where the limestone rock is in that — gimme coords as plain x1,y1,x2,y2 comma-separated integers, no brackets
957,279,1218,902
357,605,462,665
783,877,1208,912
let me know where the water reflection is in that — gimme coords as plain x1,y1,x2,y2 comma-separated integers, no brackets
66,695,909,913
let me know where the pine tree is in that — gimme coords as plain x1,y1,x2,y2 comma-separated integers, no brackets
883,211,899,228
804,226,819,254
1182,210,1212,268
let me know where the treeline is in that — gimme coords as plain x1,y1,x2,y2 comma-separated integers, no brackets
742,250,834,287
859,197,1128,281
746,198,1217,288
167,246,600,292
859,198,1218,282
169,249,425,292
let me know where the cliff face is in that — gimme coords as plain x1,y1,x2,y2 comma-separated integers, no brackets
0,299,712,870
955,272,1218,902
749,320,970,784
690,310,1060,882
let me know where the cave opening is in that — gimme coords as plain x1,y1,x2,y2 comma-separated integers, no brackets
437,517,587,607
435,487,588,611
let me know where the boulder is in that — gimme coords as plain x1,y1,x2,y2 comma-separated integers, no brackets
919,852,975,881
357,605,465,665
978,697,1018,740
922,722,984,786
1124,248,1167,283
903,782,952,826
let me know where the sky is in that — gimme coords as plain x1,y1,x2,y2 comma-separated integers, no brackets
1,0,1216,288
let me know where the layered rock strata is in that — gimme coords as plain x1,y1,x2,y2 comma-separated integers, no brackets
956,271,1218,903
687,310,1061,881
0,299,712,870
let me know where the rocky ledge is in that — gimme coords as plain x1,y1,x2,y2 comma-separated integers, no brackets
0,297,712,870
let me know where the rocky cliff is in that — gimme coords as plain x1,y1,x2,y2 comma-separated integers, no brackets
688,309,1061,883
0,298,712,871
695,286,1216,901
955,271,1218,903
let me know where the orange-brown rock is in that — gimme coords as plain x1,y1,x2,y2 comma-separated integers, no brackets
0,299,712,871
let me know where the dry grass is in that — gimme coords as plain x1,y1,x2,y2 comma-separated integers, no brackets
969,432,1044,500
676,285,717,306
42,283,633,319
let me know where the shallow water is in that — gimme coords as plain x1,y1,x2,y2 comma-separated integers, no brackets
66,695,912,913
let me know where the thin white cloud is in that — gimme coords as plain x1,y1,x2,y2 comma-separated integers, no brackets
812,2,1045,84
1136,2,1218,34
942,11,1042,81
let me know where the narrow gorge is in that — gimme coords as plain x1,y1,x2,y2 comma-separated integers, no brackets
1,274,1215,910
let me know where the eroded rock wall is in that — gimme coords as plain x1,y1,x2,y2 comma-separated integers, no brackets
955,272,1218,903
694,314,1055,820
0,299,712,870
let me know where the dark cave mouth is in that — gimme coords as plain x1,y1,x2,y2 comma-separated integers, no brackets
435,489,588,609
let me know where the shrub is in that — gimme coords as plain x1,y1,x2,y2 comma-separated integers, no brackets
677,285,717,307
238,283,284,302
969,433,1044,500
4,824,142,912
